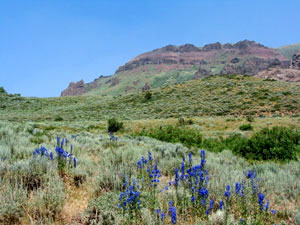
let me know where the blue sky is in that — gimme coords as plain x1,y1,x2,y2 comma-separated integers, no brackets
1,0,299,97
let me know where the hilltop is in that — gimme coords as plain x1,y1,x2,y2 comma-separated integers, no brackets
61,40,300,97
2,75,300,121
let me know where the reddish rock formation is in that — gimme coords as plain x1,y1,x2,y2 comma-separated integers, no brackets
61,80,86,96
256,51,300,82
291,51,300,70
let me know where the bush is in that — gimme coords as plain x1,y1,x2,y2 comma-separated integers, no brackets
107,118,123,133
0,87,6,94
239,124,253,131
144,91,152,101
138,125,202,148
232,126,300,161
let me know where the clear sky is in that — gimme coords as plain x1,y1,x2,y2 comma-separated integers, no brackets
1,0,299,97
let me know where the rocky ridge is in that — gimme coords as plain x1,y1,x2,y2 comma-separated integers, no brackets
61,40,299,96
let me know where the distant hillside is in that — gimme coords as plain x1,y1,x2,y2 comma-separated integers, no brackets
61,40,295,97
276,43,300,59
3,75,300,121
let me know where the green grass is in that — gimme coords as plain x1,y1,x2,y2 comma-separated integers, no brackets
1,75,300,122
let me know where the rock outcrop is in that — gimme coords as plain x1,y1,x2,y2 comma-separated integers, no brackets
255,51,300,82
220,58,289,76
61,80,86,96
116,40,289,74
291,51,300,70
256,69,300,82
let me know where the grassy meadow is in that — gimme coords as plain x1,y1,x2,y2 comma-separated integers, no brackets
0,75,300,224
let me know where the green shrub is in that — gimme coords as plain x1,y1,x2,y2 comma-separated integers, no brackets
139,125,202,148
144,91,152,101
232,126,300,161
0,87,6,94
239,123,253,131
107,118,123,133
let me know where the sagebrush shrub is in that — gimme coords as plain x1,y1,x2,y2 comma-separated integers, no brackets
138,125,202,148
239,124,253,131
107,118,123,133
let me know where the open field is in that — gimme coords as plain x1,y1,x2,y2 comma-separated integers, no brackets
0,115,299,224
1,75,300,224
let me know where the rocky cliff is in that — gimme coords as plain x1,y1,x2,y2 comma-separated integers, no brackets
61,80,86,96
256,51,300,82
291,51,300,70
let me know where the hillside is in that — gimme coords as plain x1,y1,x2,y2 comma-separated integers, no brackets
276,43,300,59
61,40,295,97
2,75,300,121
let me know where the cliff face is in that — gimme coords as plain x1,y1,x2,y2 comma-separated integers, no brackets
61,80,86,96
116,40,289,76
291,51,300,70
256,51,300,82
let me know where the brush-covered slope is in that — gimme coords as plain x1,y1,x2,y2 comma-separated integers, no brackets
3,75,300,121
276,43,300,59
61,40,292,96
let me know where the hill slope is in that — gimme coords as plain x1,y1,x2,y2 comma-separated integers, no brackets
3,75,300,121
61,40,294,97
276,43,300,59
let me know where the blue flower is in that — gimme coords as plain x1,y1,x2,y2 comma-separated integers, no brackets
148,152,153,161
258,192,265,210
264,199,270,211
206,198,214,215
224,185,231,198
235,182,241,195
219,200,223,210
160,212,166,221
168,202,177,224
191,196,195,203
73,157,77,168
174,168,179,187
188,152,192,164
50,152,54,160
271,210,276,214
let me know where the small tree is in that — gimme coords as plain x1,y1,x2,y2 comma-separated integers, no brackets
107,118,123,133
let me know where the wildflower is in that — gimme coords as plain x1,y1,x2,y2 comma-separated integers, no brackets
188,152,192,164
219,200,223,210
235,182,241,195
271,210,276,214
148,152,153,161
224,185,231,198
258,192,265,210
168,201,177,224
50,152,54,160
155,209,161,214
150,162,161,185
137,160,143,169
174,168,179,187
180,161,185,180
73,157,77,168
161,212,166,220
206,198,214,215
264,199,270,211
191,196,195,203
